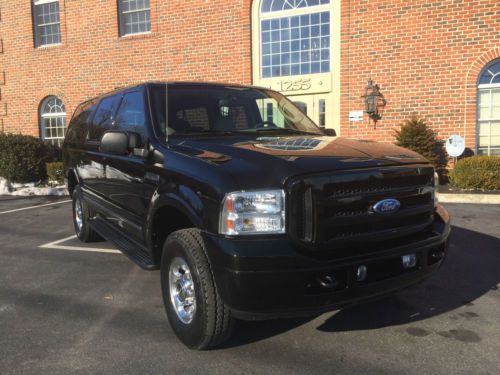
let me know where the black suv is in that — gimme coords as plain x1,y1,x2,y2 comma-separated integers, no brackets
63,82,450,349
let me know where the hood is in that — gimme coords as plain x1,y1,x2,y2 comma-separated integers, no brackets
170,135,429,190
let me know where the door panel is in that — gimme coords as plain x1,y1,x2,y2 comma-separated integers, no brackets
102,90,157,241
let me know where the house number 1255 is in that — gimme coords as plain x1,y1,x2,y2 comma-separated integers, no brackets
279,78,312,92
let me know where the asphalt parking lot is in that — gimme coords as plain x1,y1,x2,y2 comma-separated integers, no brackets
0,197,499,375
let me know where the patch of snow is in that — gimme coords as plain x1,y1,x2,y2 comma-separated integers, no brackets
0,178,13,194
11,182,36,189
10,185,68,197
0,177,68,196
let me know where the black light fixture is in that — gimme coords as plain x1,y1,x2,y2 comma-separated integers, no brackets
362,79,387,125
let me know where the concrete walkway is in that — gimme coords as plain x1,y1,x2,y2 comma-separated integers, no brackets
437,193,500,204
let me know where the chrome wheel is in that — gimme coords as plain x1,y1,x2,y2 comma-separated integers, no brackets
74,198,83,234
169,257,196,324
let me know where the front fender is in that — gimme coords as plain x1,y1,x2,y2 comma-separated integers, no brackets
145,187,208,251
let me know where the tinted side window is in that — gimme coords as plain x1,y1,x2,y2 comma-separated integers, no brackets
89,95,120,141
65,100,96,143
115,92,146,137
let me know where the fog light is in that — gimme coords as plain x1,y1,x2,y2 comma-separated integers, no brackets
401,254,417,268
356,265,367,281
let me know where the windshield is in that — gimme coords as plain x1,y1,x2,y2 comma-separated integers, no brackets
150,84,324,140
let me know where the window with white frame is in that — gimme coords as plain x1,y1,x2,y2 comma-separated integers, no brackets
40,96,66,147
33,0,61,47
259,0,331,78
477,59,500,155
118,0,151,36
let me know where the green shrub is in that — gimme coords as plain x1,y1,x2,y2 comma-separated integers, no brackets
394,116,440,166
45,143,63,162
46,162,64,185
0,133,51,183
449,156,500,190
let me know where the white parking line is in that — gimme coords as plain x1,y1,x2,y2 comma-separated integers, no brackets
39,235,121,254
0,199,71,215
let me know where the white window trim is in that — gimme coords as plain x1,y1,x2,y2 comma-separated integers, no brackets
42,112,66,118
34,0,58,5
478,83,500,89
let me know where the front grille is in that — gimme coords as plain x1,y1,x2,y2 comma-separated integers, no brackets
288,165,435,251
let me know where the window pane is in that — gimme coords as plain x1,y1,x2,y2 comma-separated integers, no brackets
176,108,210,130
491,135,500,147
89,95,120,141
479,105,491,120
261,10,331,78
491,89,500,108
478,90,490,105
490,121,500,135
120,0,151,36
478,122,490,136
478,136,490,147
478,60,500,85
319,99,326,126
492,106,500,119
115,92,146,137
34,1,61,47
40,97,66,145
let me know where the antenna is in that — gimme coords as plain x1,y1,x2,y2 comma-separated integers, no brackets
165,82,169,143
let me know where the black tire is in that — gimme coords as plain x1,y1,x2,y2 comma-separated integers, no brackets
72,185,102,243
161,228,234,350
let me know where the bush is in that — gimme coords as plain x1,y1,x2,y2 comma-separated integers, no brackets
449,156,500,190
46,162,64,185
45,143,63,162
0,133,51,183
394,116,440,166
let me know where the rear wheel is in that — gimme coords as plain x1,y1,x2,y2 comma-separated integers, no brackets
160,229,234,350
72,185,102,242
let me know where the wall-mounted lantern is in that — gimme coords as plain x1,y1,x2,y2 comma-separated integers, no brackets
362,79,387,126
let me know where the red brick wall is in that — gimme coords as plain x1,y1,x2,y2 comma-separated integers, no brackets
0,0,253,136
340,0,500,151
0,0,498,153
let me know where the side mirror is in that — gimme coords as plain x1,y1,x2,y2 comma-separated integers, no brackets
323,128,337,137
100,131,140,155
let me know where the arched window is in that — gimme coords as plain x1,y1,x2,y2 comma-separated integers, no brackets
258,0,331,78
40,96,67,147
477,59,500,155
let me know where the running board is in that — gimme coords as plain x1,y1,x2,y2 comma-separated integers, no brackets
89,217,158,270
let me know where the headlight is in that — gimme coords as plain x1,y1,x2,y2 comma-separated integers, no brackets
219,190,286,235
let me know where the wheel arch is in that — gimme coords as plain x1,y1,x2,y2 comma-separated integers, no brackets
147,194,205,265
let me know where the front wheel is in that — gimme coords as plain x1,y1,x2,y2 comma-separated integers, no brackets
160,229,234,350
72,185,102,242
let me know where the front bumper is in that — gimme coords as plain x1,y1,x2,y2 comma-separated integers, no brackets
202,205,451,320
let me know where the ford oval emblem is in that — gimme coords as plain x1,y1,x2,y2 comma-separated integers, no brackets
373,199,401,214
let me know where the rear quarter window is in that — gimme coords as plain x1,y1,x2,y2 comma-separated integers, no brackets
65,100,96,144
88,94,121,141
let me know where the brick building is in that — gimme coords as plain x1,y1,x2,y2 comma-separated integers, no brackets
0,0,498,154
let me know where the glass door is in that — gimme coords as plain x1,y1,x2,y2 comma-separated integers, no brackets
288,94,331,129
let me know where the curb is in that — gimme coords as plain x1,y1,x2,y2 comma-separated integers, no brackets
437,193,500,204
